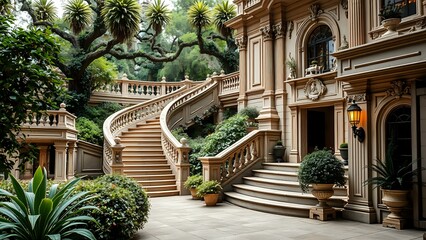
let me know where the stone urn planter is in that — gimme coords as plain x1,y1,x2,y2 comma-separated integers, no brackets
311,184,335,208
382,18,401,36
273,140,286,163
382,189,410,229
339,143,348,165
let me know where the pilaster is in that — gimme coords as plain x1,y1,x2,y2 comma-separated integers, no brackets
348,0,366,47
38,146,49,169
67,142,77,180
343,94,377,223
289,106,300,163
54,141,68,181
236,36,248,110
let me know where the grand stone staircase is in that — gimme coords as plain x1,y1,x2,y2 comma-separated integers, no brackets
224,162,348,217
119,118,179,197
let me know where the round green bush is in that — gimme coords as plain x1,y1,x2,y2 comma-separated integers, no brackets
76,117,103,145
184,175,203,189
75,175,150,240
298,149,346,192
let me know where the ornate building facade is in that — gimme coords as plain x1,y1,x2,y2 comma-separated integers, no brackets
227,0,426,227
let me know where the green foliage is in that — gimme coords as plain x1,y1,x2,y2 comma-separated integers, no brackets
87,57,118,90
184,175,203,189
298,149,346,192
238,107,259,120
64,0,92,34
146,0,172,34
339,142,348,148
213,1,236,38
0,0,13,15
188,0,211,31
102,0,142,42
0,15,64,177
0,167,98,239
379,1,402,20
76,117,103,145
196,180,222,196
33,0,57,22
79,102,124,127
74,175,150,240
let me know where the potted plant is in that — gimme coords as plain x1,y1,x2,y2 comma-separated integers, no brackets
286,54,297,79
365,139,421,229
184,175,203,199
379,1,402,35
298,149,346,209
273,140,286,163
196,180,222,206
339,142,348,165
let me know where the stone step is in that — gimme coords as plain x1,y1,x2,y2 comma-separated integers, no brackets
224,192,310,218
124,128,161,133
126,174,176,181
143,184,177,192
123,145,163,150
121,152,164,157
123,169,172,175
252,169,299,182
243,176,302,192
262,162,300,172
232,184,346,208
122,164,171,170
122,159,168,165
147,190,180,198
138,179,177,186
121,155,167,161
119,141,162,147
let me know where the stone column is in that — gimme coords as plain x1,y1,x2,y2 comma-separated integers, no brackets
289,106,300,163
257,25,280,130
273,22,286,139
236,36,248,110
54,141,68,181
38,146,49,169
343,94,377,223
67,142,77,179
348,0,366,47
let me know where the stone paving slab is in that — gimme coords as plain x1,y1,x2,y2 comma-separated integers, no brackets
134,196,424,240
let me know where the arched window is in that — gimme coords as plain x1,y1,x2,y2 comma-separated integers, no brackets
307,25,334,72
382,0,416,18
385,106,412,167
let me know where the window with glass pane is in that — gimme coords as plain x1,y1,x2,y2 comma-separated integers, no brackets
307,25,334,72
383,0,416,18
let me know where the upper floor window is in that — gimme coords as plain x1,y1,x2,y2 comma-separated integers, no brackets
307,25,334,73
382,0,416,18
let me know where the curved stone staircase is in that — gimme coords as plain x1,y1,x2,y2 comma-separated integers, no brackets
224,162,348,217
119,118,179,197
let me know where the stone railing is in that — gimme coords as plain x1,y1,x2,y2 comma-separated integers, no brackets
199,129,281,190
22,103,76,131
102,86,191,174
91,75,202,104
217,71,239,96
160,77,219,194
245,0,261,9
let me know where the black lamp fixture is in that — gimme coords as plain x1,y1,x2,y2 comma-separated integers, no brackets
347,100,365,142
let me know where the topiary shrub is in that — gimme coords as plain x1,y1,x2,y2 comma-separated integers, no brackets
298,149,346,192
76,117,103,145
74,175,150,240
238,107,259,120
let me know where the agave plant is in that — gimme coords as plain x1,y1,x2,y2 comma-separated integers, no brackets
146,0,171,35
64,0,92,34
188,0,211,33
101,0,142,43
0,167,98,239
33,0,57,22
213,1,236,38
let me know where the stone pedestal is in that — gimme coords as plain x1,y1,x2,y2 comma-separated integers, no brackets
383,217,407,230
310,207,336,221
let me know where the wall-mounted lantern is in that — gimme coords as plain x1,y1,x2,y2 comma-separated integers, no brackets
347,100,365,142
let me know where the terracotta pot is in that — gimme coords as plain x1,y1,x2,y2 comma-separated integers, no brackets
190,187,201,200
382,189,410,219
311,184,335,208
203,193,219,206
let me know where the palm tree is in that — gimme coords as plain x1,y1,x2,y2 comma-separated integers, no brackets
64,0,92,35
101,0,142,43
188,0,211,34
33,0,57,22
213,1,236,38
146,0,171,35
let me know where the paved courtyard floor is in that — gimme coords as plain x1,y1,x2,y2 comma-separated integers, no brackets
134,196,424,240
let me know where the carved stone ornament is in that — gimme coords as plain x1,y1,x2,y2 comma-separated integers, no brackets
235,36,247,50
273,23,286,38
386,80,410,98
346,94,366,103
288,21,294,39
340,0,348,18
304,78,327,101
309,3,323,21
260,25,273,39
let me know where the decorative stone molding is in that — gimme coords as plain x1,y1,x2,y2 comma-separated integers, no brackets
288,21,294,39
346,94,366,103
273,23,286,38
304,78,327,101
338,35,349,50
386,80,410,98
309,3,323,21
340,0,348,18
260,25,273,40
235,36,247,50
416,18,426,29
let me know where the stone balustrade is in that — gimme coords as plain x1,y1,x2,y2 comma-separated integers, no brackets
217,71,240,95
199,129,281,190
245,0,261,9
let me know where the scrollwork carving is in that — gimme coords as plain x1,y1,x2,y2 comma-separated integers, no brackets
346,94,366,103
235,36,247,50
288,21,294,39
386,80,410,98
304,78,327,101
260,25,273,40
309,3,323,21
273,22,286,38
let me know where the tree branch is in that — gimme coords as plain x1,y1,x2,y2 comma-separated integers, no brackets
34,22,78,47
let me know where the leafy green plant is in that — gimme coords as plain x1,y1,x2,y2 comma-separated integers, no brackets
238,107,259,120
0,167,98,239
196,180,222,197
184,175,203,189
339,142,348,148
146,0,171,34
64,0,92,34
74,175,150,240
379,1,402,20
76,117,103,145
298,149,346,192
